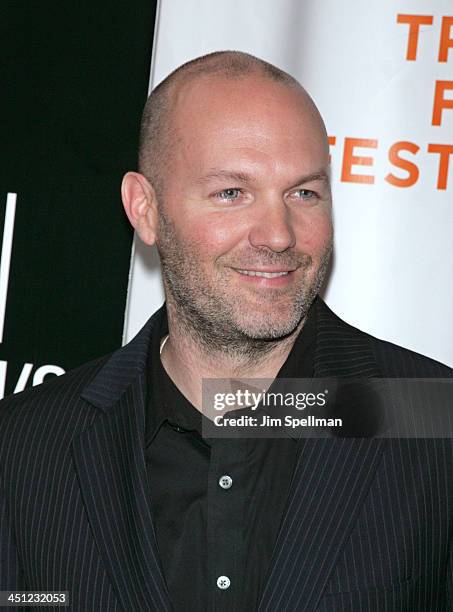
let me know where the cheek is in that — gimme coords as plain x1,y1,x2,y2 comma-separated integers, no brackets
186,214,245,257
296,212,333,257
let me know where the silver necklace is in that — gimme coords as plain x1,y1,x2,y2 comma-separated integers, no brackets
159,334,169,355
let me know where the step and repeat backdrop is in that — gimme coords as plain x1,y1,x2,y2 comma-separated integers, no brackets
0,1,158,397
125,0,453,369
1,1,452,399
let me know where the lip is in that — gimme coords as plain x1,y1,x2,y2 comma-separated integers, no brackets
232,267,296,287
234,268,296,273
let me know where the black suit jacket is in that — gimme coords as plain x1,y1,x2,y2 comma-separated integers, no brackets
1,299,452,611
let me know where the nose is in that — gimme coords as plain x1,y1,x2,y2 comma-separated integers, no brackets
248,199,296,252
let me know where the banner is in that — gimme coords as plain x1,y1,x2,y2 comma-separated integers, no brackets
0,1,158,397
124,0,453,368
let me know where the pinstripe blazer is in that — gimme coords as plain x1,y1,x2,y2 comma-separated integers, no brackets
1,298,452,611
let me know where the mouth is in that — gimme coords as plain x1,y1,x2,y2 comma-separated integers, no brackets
231,267,297,288
235,269,291,278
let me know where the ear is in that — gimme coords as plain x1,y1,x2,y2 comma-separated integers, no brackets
121,171,158,245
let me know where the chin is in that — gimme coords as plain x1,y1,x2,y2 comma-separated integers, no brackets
237,314,301,341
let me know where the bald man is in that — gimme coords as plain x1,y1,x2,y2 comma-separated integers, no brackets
1,52,452,612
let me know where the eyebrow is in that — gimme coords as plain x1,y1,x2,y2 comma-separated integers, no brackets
196,170,252,184
197,168,330,187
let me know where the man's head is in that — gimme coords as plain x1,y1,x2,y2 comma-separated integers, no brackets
122,51,333,353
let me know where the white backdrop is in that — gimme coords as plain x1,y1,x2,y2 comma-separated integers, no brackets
124,0,453,368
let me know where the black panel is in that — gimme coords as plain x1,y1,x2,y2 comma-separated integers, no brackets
0,1,158,395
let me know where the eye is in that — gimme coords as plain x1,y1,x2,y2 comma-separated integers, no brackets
293,189,317,200
215,188,242,202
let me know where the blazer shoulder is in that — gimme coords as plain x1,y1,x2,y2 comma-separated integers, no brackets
0,309,161,441
317,299,453,378
0,352,111,429
370,334,453,378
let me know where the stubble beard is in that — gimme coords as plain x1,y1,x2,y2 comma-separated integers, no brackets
156,208,332,360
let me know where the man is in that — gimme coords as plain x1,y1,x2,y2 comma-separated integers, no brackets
1,51,452,611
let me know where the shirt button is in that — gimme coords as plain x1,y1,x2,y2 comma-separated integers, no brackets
218,475,233,489
217,575,231,590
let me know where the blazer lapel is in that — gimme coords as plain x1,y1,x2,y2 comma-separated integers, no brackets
258,299,386,612
72,307,172,612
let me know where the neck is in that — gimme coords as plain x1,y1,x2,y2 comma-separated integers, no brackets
160,299,305,412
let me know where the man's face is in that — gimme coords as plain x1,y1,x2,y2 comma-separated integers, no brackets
155,75,333,343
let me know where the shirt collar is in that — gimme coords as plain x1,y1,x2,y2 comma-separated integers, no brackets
145,298,318,445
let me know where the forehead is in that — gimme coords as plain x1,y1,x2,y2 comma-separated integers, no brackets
171,75,328,176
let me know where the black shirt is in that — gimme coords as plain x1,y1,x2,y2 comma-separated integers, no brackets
144,304,317,611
